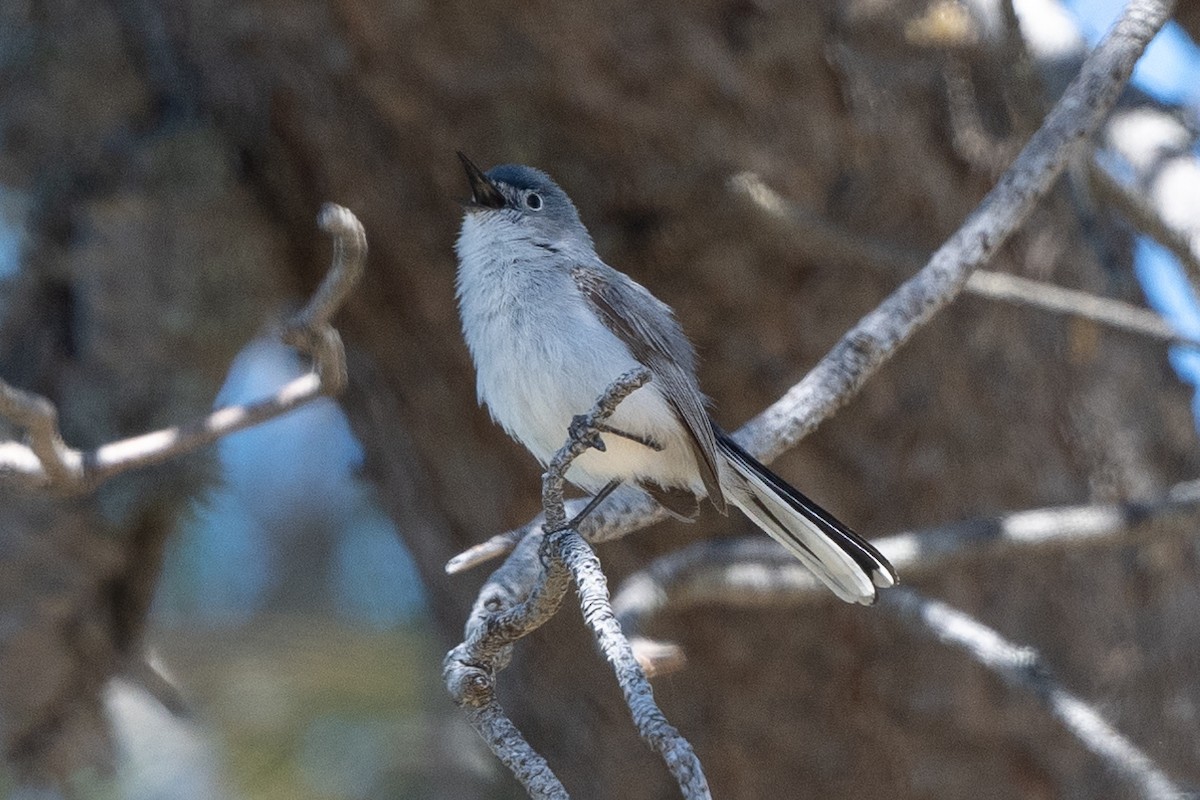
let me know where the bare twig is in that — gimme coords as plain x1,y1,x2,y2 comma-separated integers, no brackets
281,204,367,394
887,588,1188,800
943,57,1023,174
448,368,711,799
117,654,190,719
445,525,536,575
728,170,1199,349
553,529,709,798
443,530,572,799
539,369,653,532
447,0,1176,572
446,488,665,575
966,270,1191,345
0,203,366,493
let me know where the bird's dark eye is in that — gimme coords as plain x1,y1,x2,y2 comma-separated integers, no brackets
525,192,543,211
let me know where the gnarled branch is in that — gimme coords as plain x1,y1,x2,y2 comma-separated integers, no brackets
446,368,711,799
0,203,366,493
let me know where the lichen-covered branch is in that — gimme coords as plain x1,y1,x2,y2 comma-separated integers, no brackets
0,203,365,493
448,368,711,799
554,529,709,798
447,0,1175,573
443,529,572,799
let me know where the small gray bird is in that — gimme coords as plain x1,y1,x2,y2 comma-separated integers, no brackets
454,153,896,604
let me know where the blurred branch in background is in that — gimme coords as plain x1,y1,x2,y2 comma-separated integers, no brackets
445,0,1176,579
0,204,365,493
611,478,1200,671
729,169,1200,350
608,483,1200,797
1086,157,1200,288
888,589,1188,800
446,368,711,799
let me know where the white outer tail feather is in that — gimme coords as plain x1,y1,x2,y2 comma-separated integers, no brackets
717,436,896,605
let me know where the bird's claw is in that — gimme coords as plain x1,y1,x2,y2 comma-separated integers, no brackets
569,414,606,452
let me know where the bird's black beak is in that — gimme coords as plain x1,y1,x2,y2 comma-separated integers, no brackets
457,151,506,209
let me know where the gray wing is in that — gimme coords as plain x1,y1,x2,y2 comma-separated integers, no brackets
572,264,727,512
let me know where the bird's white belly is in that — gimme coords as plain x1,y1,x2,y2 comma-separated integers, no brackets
471,300,701,495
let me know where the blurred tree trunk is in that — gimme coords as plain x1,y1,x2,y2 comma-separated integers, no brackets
3,0,1199,797
0,0,284,786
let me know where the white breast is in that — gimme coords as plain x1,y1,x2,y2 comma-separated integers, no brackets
455,214,703,495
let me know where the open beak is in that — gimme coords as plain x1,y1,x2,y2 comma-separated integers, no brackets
457,151,506,209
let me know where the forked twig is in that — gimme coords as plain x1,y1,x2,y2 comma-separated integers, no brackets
0,204,366,493
446,368,711,799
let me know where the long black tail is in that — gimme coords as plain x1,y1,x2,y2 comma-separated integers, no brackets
717,434,896,605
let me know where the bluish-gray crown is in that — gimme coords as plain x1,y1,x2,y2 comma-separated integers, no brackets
484,163,585,233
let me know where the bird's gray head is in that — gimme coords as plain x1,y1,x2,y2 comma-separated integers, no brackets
456,152,591,249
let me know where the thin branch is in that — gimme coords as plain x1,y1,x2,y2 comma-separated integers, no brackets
464,703,569,800
0,383,80,483
728,170,1199,349
966,269,1191,345
886,588,1188,800
0,203,366,493
443,530,573,799
611,479,1200,673
553,529,709,798
447,368,711,799
117,654,190,719
539,369,653,532
1087,155,1200,289
447,0,1176,572
445,524,535,575
943,56,1023,174
727,0,1170,466
446,488,665,575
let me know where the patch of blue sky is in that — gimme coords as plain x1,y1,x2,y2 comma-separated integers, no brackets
161,489,273,624
1065,0,1200,104
333,508,427,628
1135,239,1200,413
0,184,27,280
1064,0,1200,425
158,338,426,625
